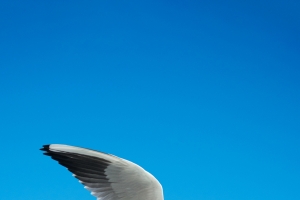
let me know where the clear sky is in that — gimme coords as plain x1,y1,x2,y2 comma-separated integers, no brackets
0,1,299,200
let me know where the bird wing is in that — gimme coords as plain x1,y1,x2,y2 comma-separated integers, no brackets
41,144,163,200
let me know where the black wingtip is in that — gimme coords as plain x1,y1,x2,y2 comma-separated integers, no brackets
40,144,50,151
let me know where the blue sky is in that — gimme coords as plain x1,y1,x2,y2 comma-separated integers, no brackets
0,0,299,200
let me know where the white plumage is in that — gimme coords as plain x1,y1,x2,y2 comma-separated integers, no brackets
41,144,163,200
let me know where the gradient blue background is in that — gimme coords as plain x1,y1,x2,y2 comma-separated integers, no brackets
0,1,299,200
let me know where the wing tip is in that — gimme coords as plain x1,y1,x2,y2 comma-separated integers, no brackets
40,144,50,151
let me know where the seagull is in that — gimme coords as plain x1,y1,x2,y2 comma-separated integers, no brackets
40,144,164,200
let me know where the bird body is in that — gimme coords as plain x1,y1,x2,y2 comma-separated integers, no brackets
41,144,163,200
